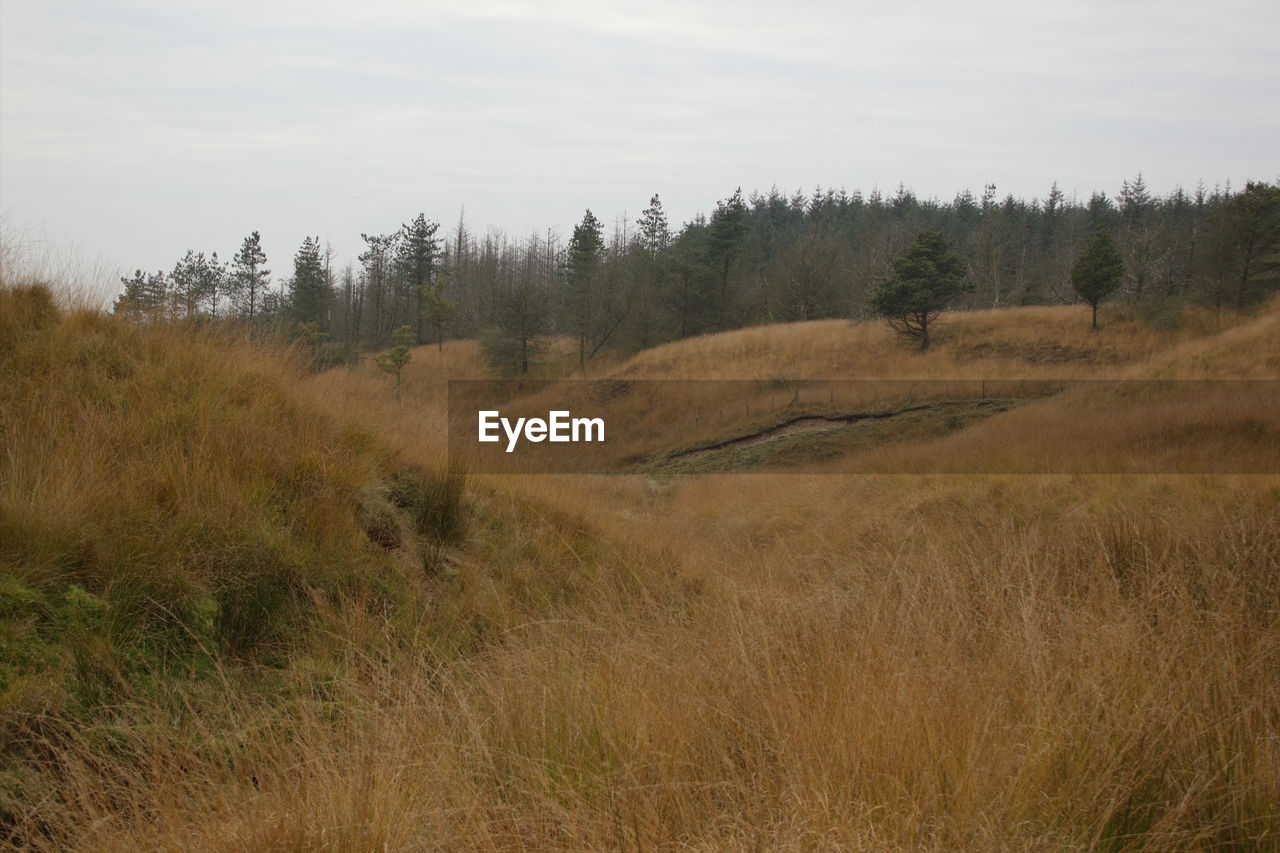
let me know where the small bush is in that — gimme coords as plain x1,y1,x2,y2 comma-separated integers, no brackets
387,464,468,545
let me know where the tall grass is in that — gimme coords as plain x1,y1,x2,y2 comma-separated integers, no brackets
0,215,121,311
4,280,1277,849
28,475,1277,850
0,284,474,844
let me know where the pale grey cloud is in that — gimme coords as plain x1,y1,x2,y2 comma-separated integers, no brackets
2,0,1277,282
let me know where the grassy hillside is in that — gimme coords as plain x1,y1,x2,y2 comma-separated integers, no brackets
3,284,1278,850
0,284,649,847
442,300,1278,474
608,302,1228,381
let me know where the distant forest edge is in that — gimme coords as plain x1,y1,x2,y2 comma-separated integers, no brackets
112,175,1280,373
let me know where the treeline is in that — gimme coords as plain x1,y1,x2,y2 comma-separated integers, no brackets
114,175,1280,373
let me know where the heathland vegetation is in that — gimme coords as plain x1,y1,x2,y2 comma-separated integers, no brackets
2,181,1279,849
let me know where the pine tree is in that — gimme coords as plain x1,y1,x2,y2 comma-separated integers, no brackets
1070,228,1125,330
113,269,169,321
170,251,201,319
397,213,441,343
230,231,270,323
167,251,226,319
1119,171,1158,298
638,194,670,257
707,188,747,330
565,209,605,373
289,236,329,330
871,230,970,350
1224,180,1280,310
422,272,457,352
482,271,549,376
359,232,398,345
631,194,672,349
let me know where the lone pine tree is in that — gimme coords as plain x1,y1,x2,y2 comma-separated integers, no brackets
871,229,969,351
1070,228,1125,331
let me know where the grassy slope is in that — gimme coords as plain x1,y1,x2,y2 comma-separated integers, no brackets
450,301,1278,473
607,302,1222,380
3,289,1278,850
458,302,1279,849
0,285,635,846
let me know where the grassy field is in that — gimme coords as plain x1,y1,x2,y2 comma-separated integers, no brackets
2,279,1278,850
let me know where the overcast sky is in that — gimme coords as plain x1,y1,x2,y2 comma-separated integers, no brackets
2,0,1277,289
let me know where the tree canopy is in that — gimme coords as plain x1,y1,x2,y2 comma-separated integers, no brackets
871,229,969,350
1070,228,1125,330
112,177,1280,365
289,236,328,329
230,231,270,323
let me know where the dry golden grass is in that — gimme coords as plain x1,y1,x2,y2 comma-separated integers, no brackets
438,300,1278,474
6,287,1279,850
1128,303,1280,380
610,303,1225,381
36,474,1278,850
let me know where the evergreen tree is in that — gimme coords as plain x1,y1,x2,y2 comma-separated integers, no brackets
422,272,457,352
289,236,329,330
168,250,226,319
375,325,414,401
397,213,441,343
202,253,228,317
113,269,168,321
871,230,969,350
331,263,361,348
1070,228,1125,330
359,232,398,345
1119,171,1159,298
667,216,712,338
707,188,747,330
1223,180,1280,310
1086,191,1115,230
170,251,201,319
638,194,670,256
482,272,549,376
974,183,1009,307
1196,188,1240,317
629,194,672,349
229,231,270,323
565,209,605,373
